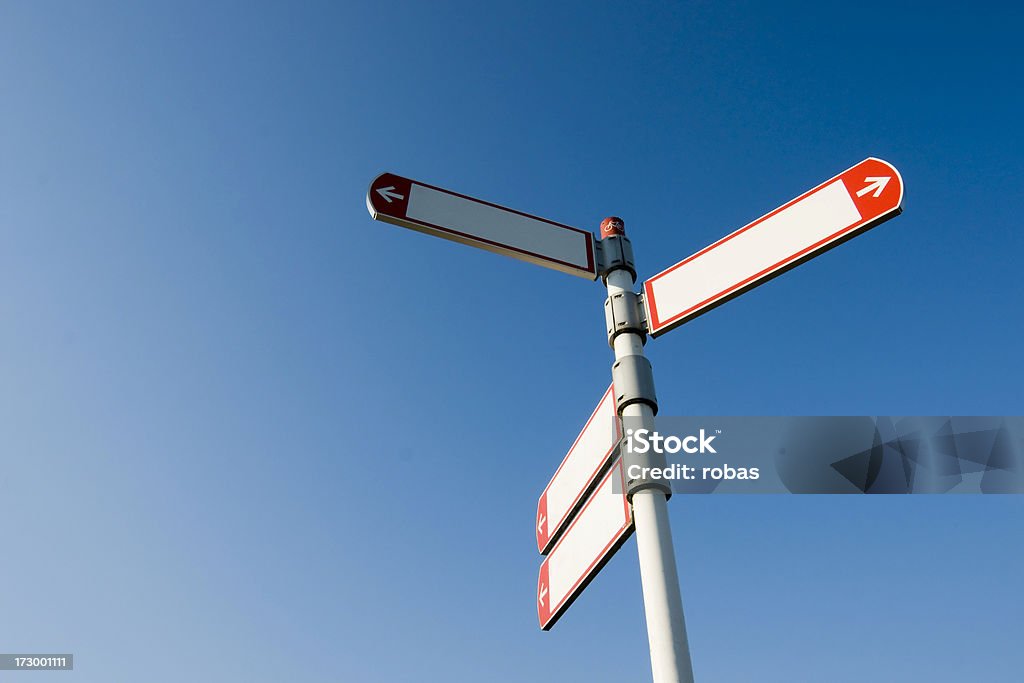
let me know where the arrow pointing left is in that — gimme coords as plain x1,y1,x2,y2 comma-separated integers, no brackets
375,186,405,203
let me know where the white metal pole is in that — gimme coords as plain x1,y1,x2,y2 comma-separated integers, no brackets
602,219,694,683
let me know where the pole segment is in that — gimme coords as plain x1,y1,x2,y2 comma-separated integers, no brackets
600,217,694,683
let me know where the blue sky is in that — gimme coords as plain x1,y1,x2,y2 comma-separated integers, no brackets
1,1,1021,681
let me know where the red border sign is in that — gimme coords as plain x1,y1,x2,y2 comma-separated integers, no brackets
538,461,632,631
644,158,904,336
367,172,597,279
537,384,619,554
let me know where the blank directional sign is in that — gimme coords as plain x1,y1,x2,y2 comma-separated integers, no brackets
643,158,904,336
537,384,619,555
538,460,632,631
366,173,598,279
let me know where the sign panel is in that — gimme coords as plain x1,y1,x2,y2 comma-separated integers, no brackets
643,157,904,336
366,172,597,279
537,384,619,554
538,460,632,631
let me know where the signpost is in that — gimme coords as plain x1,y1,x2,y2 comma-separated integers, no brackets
537,384,619,554
644,158,904,336
366,157,905,683
367,172,597,279
538,459,632,630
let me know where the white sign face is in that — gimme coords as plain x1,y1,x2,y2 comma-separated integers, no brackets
643,158,904,336
536,384,619,554
367,172,597,279
537,460,632,631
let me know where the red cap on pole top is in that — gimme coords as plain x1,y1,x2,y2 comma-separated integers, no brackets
600,216,625,238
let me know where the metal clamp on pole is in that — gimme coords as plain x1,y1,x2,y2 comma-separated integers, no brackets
596,217,637,283
612,354,670,497
612,354,658,415
619,415,672,498
605,290,647,347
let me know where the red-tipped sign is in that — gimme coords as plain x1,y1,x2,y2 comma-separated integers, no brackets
538,460,632,631
537,384,619,555
643,158,904,337
367,173,597,279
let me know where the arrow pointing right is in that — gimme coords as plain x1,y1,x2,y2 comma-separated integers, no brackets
856,176,891,198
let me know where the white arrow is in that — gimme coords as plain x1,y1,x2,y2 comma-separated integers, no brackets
538,584,548,606
376,186,405,203
856,176,891,198
537,514,546,535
